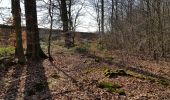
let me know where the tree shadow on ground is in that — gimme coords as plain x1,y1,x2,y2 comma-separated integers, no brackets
50,62,79,86
114,62,170,81
2,60,52,100
50,61,99,89
23,61,52,100
85,52,170,82
0,57,17,81
4,65,24,99
0,56,22,99
50,62,99,99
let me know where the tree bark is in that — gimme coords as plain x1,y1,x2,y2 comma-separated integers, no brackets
48,0,54,61
60,0,72,48
146,0,152,54
156,0,164,57
11,0,26,63
127,0,133,23
68,0,73,31
111,0,114,34
24,0,47,61
101,0,104,34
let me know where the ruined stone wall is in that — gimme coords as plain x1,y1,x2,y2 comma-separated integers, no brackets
0,25,98,47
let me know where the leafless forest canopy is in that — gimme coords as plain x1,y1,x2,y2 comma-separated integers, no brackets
0,0,170,59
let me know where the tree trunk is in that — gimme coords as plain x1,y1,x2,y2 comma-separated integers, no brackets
146,0,152,54
111,0,114,34
68,0,73,31
11,0,26,63
101,0,104,34
48,0,54,62
60,0,72,48
156,0,164,57
127,0,133,23
24,0,47,61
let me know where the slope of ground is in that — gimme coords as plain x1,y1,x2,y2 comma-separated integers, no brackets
0,44,170,100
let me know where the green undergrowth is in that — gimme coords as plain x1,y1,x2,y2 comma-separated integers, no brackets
75,46,89,54
98,82,126,95
104,69,129,78
127,70,169,86
74,42,91,54
105,56,114,61
51,73,60,79
158,79,169,86
0,46,15,69
127,71,147,80
0,46,15,57
104,68,169,86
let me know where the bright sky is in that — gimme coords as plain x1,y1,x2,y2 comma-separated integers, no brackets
0,0,10,7
0,0,98,32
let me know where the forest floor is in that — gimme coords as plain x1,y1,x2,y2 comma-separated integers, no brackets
0,42,170,100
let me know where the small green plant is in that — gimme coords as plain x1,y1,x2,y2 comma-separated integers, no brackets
104,69,115,78
51,73,60,79
112,83,122,89
98,82,125,95
74,42,91,53
158,79,169,86
116,89,126,95
83,42,91,48
75,46,88,53
107,57,114,60
98,82,122,91
98,82,115,92
146,77,156,83
105,56,114,61
0,64,5,69
97,41,106,51
136,74,146,80
0,46,15,56
94,57,102,62
116,69,128,76
104,69,128,78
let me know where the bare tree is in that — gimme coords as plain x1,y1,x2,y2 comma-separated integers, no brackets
48,0,54,61
60,0,73,48
24,0,47,61
101,0,104,34
89,0,101,33
11,0,25,63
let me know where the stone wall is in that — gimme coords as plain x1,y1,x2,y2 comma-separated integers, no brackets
0,24,97,47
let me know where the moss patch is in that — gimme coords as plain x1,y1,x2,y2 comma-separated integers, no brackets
51,73,60,79
104,69,128,78
98,82,125,95
75,46,89,54
116,89,126,95
74,42,91,54
98,82,121,91
0,46,15,56
158,79,169,86
105,56,114,62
